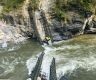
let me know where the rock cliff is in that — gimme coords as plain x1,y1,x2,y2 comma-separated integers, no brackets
0,0,96,45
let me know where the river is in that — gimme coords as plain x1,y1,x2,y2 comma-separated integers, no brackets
0,34,96,80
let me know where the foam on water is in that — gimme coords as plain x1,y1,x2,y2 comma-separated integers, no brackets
8,47,15,51
1,35,7,48
0,57,20,77
73,56,96,70
2,42,7,48
40,45,79,79
26,57,37,75
26,53,43,75
26,38,96,80
26,44,82,79
41,46,53,79
53,45,81,52
41,43,96,79
56,55,96,78
26,78,31,80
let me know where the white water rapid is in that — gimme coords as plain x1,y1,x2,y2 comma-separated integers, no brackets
26,35,96,80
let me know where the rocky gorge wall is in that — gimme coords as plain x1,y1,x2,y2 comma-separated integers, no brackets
0,0,96,45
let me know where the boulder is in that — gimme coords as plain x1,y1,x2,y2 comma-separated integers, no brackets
68,23,82,35
71,16,84,24
62,31,72,40
52,32,63,41
84,20,96,34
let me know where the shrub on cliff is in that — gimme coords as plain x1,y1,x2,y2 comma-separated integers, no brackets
0,0,24,12
51,0,96,21
0,0,39,12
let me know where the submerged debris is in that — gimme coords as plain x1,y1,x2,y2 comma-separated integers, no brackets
29,53,68,80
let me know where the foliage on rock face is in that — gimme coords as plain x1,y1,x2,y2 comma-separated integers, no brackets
51,0,68,21
80,0,96,14
52,0,96,21
0,0,96,17
0,0,24,12
0,0,39,12
29,0,39,11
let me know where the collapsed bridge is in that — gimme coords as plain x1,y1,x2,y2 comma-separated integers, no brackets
28,53,68,80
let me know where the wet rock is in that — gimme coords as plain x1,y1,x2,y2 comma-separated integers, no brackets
62,31,72,40
52,32,63,41
84,28,96,34
25,31,36,39
92,20,96,28
71,16,84,24
83,19,96,34
52,27,72,41
65,16,83,35
87,20,96,29
84,11,92,18
67,23,82,35
52,20,62,29
51,16,84,42
0,21,27,45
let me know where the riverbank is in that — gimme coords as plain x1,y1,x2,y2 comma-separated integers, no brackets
0,0,96,44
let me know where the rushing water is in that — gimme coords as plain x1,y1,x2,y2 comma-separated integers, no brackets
0,34,96,80
0,39,43,80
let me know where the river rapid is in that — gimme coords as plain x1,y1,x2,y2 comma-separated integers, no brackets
0,34,96,80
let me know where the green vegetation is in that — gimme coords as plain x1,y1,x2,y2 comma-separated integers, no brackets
0,0,96,19
29,0,39,11
0,0,24,12
52,0,96,21
51,0,68,21
0,0,39,12
74,0,96,14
